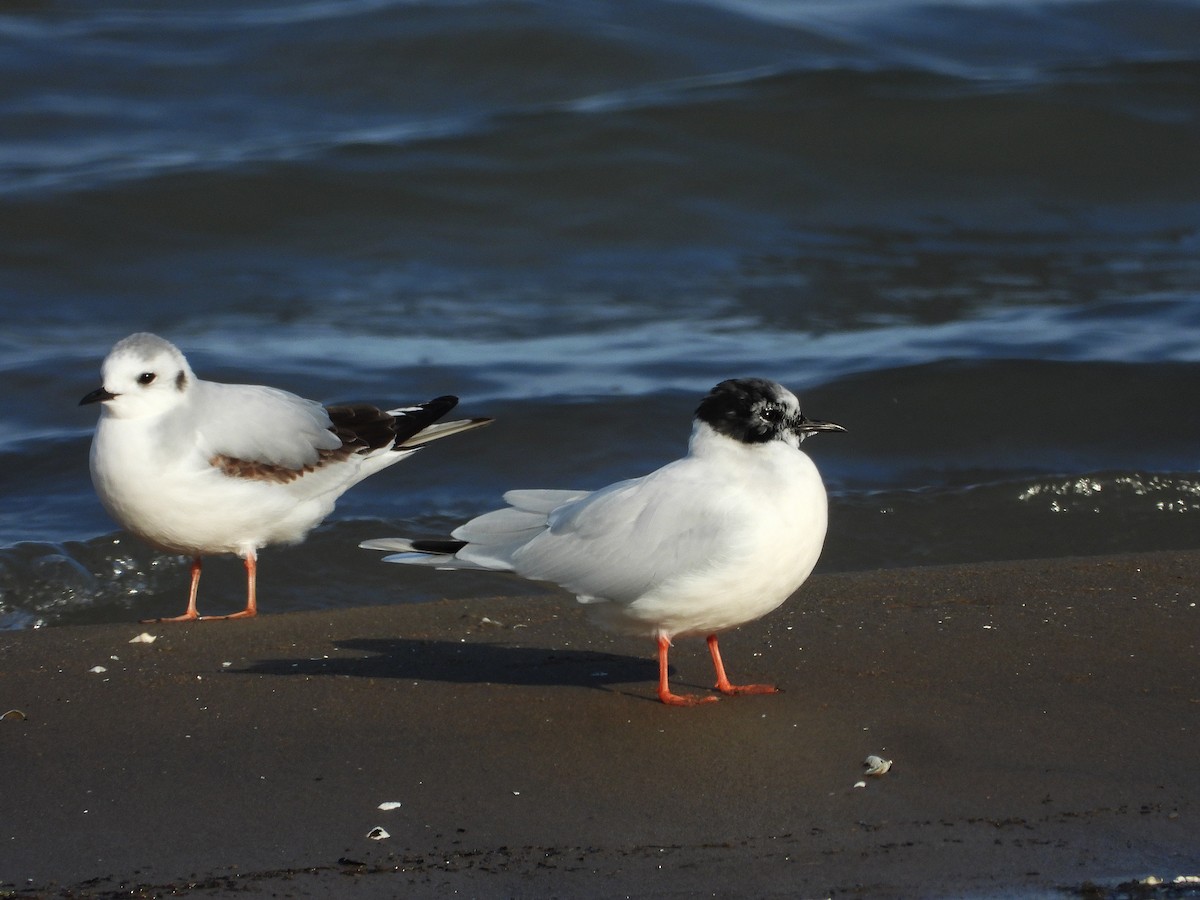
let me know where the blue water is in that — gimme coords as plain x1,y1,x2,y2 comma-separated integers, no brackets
2,0,1199,627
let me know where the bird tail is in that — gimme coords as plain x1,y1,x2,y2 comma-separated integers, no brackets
326,395,492,458
362,488,590,573
359,536,494,570
396,416,493,449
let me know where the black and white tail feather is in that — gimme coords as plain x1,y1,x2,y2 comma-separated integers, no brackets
361,488,588,569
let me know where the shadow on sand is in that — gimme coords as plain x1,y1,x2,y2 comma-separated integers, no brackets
237,636,663,691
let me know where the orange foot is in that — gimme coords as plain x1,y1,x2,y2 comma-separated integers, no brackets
199,608,257,621
659,689,721,706
707,634,780,698
140,611,199,624
716,681,780,696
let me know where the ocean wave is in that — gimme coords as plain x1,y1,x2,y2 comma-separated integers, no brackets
0,536,177,630
1017,473,1200,514
2,0,1197,628
4,0,1197,200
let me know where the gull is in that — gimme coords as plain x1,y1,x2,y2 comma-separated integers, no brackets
362,378,843,705
81,332,491,623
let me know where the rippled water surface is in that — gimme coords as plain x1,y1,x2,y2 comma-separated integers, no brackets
2,0,1198,627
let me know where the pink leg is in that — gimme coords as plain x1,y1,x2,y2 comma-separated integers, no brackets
656,635,719,706
201,551,258,620
708,634,778,696
141,557,203,624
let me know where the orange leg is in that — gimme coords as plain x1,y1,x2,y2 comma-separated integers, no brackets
656,635,719,706
142,557,203,624
707,634,778,696
201,552,258,621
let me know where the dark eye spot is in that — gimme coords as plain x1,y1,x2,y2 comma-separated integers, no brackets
137,372,156,386
761,407,783,424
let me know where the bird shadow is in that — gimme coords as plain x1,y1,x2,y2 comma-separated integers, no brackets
237,637,664,694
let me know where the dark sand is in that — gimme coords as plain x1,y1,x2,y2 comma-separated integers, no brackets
2,551,1197,898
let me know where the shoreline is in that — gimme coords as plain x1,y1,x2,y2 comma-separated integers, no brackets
2,550,1197,898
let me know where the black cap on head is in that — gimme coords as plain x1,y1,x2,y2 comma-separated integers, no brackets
695,378,796,444
696,378,845,446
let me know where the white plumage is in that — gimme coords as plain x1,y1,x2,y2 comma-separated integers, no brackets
82,332,491,622
363,378,843,705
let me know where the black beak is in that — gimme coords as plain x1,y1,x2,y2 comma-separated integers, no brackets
79,387,116,406
795,416,846,436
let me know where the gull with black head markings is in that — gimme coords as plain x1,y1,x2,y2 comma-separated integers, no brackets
81,332,492,623
362,378,844,706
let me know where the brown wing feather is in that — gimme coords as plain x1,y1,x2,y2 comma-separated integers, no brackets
209,451,351,484
326,403,404,452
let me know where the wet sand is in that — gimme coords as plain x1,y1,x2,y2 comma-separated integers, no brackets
2,550,1197,898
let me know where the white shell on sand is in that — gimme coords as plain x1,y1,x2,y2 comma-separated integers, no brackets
863,755,893,776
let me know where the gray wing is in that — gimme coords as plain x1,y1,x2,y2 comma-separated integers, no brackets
363,462,743,603
504,462,738,604
188,380,341,470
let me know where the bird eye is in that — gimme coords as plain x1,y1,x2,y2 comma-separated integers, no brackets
761,407,783,424
137,372,157,386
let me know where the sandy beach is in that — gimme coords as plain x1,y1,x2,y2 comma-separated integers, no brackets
2,550,1197,898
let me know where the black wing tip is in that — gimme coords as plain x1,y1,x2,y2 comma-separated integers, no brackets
327,396,488,452
410,539,468,554
421,395,459,416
